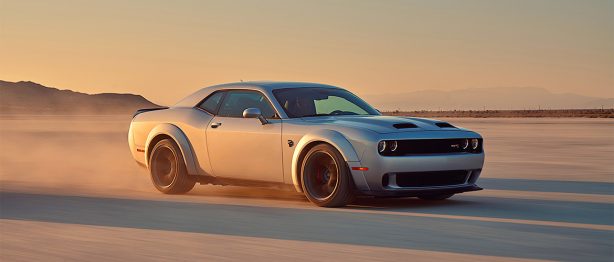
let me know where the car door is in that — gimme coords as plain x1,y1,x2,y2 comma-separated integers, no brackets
205,90,283,182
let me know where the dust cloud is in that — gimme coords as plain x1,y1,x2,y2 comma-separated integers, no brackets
0,115,153,193
0,114,304,200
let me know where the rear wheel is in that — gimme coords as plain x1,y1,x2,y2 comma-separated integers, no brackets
418,194,454,201
301,144,354,207
149,139,195,194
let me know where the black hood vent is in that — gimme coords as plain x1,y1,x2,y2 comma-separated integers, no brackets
393,123,418,129
435,122,455,128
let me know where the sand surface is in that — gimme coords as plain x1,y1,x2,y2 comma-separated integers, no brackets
0,116,612,261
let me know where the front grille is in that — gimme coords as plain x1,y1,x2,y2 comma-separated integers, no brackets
380,138,483,156
389,170,469,187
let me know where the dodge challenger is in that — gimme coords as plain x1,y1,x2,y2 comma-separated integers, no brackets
128,82,484,207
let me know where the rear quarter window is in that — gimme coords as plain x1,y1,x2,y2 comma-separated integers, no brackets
197,91,225,114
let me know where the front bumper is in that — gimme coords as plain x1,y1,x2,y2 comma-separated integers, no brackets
347,152,485,197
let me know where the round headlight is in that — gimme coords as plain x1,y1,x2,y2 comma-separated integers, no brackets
378,141,386,153
471,138,479,149
461,139,469,150
389,140,398,151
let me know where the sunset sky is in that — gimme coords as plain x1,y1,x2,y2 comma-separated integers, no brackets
1,0,612,105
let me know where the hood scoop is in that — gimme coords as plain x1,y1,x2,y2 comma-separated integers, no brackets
393,123,418,129
435,122,456,128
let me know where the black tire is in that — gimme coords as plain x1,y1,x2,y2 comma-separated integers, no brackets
300,144,354,207
149,139,195,194
418,194,454,201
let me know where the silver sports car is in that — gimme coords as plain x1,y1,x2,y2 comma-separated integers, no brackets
128,82,484,207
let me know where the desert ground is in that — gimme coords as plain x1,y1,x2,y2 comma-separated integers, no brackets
0,116,612,261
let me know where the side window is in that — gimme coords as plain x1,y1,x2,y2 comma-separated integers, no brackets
218,91,277,118
197,91,225,114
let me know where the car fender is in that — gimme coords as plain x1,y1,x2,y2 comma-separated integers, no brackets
291,129,360,192
145,123,199,175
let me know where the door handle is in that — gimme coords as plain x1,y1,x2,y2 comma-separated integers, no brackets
210,122,222,128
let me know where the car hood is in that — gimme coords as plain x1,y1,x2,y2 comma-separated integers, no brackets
300,115,465,134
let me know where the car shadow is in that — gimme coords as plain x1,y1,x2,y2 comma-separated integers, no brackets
188,185,309,202
186,177,614,205
351,196,474,209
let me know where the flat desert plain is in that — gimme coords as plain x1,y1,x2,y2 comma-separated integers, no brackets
0,116,613,261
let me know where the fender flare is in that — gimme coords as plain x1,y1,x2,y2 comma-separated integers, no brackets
291,129,360,192
145,124,199,176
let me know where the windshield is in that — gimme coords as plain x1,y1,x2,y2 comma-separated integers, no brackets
273,87,380,118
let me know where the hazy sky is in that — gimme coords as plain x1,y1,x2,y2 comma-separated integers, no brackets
1,0,612,105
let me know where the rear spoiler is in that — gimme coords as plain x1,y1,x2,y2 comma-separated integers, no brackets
133,107,169,118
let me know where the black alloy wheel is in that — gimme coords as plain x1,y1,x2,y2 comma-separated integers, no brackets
149,138,195,194
301,144,354,207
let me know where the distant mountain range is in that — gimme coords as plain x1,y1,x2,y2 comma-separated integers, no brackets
1,80,611,115
0,80,160,115
361,87,614,111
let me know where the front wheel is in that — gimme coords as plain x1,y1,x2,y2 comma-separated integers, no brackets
301,144,354,207
149,138,195,194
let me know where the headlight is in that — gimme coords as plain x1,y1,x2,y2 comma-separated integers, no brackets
471,138,479,149
461,139,469,150
389,140,398,151
378,141,386,153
